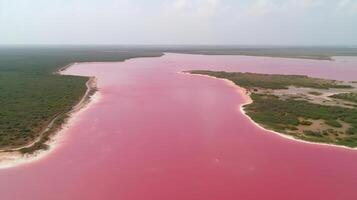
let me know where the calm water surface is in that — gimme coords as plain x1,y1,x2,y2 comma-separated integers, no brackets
1,54,357,200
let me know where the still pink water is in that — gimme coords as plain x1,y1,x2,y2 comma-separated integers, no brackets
1,54,357,200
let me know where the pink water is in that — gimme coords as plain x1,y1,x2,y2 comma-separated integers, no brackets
1,54,357,200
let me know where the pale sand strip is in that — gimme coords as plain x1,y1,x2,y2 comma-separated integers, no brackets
180,72,357,151
0,69,101,169
1,68,354,169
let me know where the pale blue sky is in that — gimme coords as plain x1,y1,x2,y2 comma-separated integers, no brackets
0,0,356,45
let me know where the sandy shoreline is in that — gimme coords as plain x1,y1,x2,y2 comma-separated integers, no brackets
0,66,100,169
1,64,355,169
181,72,357,151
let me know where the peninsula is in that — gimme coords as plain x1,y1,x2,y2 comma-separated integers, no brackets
188,70,357,148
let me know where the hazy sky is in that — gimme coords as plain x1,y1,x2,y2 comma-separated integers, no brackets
0,0,356,45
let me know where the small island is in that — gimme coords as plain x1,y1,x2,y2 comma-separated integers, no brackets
188,70,357,148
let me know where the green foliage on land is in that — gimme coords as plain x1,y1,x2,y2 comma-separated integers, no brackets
0,47,162,150
189,70,352,89
308,91,323,96
190,70,357,147
330,92,357,103
244,94,357,147
0,72,87,148
300,120,313,126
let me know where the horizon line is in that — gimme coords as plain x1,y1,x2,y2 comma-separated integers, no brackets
1,44,357,48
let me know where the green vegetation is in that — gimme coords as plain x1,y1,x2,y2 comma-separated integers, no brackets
0,46,162,151
189,70,357,148
189,70,352,89
329,92,357,103
1,46,357,152
325,120,343,128
0,73,87,149
308,91,323,96
166,46,357,60
300,120,313,126
245,94,357,147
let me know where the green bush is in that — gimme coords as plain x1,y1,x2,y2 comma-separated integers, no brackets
300,120,313,126
325,120,342,128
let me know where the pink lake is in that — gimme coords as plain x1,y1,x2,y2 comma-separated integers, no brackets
1,53,357,200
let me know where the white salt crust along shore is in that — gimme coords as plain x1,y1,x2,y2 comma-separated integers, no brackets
181,72,357,151
0,72,101,169
1,67,355,169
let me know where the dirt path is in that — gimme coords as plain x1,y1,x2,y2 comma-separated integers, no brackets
0,76,97,153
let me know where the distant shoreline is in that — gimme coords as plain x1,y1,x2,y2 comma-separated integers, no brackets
169,52,333,61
